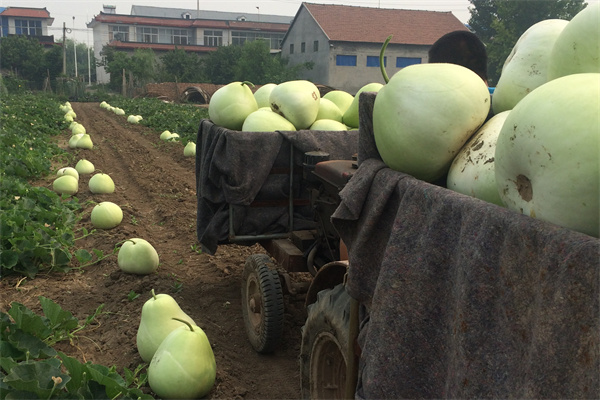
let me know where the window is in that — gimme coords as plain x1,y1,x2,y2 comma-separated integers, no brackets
109,25,129,41
396,57,422,68
336,55,357,66
172,29,191,45
290,43,294,54
301,42,306,53
15,19,42,36
204,30,223,46
137,27,158,43
313,40,318,52
366,56,386,67
231,31,284,49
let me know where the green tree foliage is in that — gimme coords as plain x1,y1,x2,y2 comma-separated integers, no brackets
0,36,47,85
158,47,206,82
468,0,586,85
100,39,313,91
202,44,243,84
44,45,64,79
101,46,157,90
233,39,312,84
62,39,96,82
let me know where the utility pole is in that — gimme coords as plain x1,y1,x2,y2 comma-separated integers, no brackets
73,17,78,77
62,22,66,75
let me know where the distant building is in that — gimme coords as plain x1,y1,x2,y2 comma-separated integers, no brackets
87,5,292,84
281,3,469,94
0,7,55,47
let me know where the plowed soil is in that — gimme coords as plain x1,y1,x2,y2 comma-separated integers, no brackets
0,102,307,399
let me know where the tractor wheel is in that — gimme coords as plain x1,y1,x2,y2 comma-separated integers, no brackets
241,254,284,353
300,283,351,399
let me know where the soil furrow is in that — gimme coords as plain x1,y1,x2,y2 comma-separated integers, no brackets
1,102,304,399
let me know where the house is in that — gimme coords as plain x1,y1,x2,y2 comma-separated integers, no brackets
87,5,292,84
281,3,470,94
0,7,55,46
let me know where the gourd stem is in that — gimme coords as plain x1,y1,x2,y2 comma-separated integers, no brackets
151,288,157,300
380,35,393,84
242,81,255,88
173,317,194,332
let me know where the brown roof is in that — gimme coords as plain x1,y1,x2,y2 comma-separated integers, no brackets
0,7,52,20
109,40,216,53
91,12,289,32
303,2,468,45
228,20,289,33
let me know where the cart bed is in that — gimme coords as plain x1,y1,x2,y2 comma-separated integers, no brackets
332,92,600,398
195,119,358,255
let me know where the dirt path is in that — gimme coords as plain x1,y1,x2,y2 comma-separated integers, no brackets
0,102,306,399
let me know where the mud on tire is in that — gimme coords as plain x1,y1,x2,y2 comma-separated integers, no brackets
241,254,284,353
300,283,351,399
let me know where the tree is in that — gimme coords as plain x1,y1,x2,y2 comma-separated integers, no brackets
62,39,96,82
467,0,586,85
233,39,312,84
101,46,157,90
158,48,206,83
202,40,313,85
202,45,243,84
0,36,46,85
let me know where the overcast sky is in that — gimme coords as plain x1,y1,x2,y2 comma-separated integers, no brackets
3,0,597,44
2,0,478,43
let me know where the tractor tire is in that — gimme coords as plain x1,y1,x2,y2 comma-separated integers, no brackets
300,283,351,399
241,253,284,353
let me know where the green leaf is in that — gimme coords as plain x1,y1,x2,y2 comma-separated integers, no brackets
39,296,78,332
7,330,56,359
7,302,52,339
0,356,19,375
74,249,92,264
57,352,87,395
0,250,19,269
2,358,70,399
85,363,128,399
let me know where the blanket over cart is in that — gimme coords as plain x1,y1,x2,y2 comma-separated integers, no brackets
332,93,600,399
196,119,358,255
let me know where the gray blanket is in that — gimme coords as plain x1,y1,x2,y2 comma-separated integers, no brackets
332,93,600,399
195,119,358,254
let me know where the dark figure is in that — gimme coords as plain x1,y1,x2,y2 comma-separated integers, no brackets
428,30,488,85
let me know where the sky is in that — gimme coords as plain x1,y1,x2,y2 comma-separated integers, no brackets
2,0,477,44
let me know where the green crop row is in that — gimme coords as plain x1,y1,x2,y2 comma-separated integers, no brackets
1,296,152,399
0,94,81,278
106,96,209,144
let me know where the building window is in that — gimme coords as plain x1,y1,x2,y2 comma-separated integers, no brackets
204,30,222,46
396,57,421,68
137,27,158,43
15,19,42,36
109,25,129,41
172,29,191,45
290,43,294,54
232,31,284,49
301,42,306,53
336,55,357,66
366,56,386,67
313,40,318,52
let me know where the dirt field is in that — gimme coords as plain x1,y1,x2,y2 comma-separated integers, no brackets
0,102,307,399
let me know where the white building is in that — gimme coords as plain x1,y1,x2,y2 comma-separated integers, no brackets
87,5,292,84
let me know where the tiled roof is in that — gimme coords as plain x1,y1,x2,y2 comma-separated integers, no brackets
304,2,468,45
109,40,216,53
228,20,289,32
0,7,51,19
91,12,289,31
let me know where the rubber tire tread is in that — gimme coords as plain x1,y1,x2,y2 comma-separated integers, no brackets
300,283,351,399
241,253,285,353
